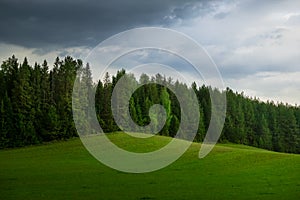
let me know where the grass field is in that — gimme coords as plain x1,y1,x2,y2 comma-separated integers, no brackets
1,132,300,200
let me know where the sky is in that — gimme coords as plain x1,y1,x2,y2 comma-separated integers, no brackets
0,0,299,105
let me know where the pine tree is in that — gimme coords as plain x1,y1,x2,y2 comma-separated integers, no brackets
244,100,255,145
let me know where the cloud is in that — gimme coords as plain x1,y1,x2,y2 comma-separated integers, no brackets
171,1,300,73
0,0,213,49
0,0,299,104
0,43,91,65
226,71,300,105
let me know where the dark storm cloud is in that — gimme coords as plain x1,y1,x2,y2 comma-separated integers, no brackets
0,0,211,49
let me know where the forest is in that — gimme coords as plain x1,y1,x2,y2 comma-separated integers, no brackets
0,55,299,153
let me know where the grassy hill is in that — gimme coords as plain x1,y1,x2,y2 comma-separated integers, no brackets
0,133,299,200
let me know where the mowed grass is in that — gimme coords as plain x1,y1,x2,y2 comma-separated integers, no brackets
0,132,300,200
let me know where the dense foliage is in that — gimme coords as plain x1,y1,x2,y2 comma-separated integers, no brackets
0,56,299,153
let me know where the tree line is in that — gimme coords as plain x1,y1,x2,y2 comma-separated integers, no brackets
0,56,299,153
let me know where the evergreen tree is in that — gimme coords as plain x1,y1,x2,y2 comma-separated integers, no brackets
0,55,299,154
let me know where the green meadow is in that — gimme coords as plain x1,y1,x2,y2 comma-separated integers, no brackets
1,133,299,200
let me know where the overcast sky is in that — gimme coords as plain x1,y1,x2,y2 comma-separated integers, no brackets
0,0,299,104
